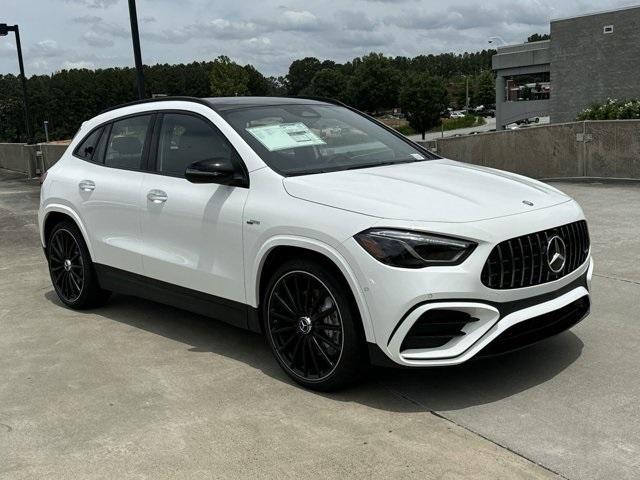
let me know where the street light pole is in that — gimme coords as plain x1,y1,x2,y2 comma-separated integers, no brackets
1,23,33,144
127,0,145,99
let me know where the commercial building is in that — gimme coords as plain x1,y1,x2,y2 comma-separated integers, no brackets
493,5,640,129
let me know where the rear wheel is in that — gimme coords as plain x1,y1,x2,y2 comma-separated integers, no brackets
263,258,366,391
47,220,111,309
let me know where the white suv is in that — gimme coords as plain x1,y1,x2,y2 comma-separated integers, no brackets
39,97,593,390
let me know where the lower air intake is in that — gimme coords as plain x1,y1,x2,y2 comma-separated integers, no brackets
401,309,478,351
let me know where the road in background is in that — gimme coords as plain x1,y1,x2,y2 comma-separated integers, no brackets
408,117,496,142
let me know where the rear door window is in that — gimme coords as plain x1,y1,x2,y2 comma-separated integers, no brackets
104,115,152,170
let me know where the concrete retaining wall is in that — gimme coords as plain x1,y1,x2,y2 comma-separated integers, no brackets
436,120,640,179
0,143,68,177
0,144,33,176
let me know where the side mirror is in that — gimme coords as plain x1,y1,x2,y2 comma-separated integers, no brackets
185,158,247,187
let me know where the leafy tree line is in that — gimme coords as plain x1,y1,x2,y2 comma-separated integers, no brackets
0,49,496,143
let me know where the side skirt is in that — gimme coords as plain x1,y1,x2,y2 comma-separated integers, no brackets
94,264,260,332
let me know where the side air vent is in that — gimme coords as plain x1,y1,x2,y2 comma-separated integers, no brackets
400,309,478,350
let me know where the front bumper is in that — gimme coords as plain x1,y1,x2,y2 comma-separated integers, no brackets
366,257,592,367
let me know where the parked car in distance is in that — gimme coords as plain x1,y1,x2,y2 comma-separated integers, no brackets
39,96,593,390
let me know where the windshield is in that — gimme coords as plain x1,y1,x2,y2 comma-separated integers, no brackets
221,104,435,176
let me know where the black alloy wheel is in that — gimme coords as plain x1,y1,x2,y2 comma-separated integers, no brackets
49,228,85,303
267,270,344,382
47,220,111,309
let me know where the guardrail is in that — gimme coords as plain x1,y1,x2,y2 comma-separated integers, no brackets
433,120,640,180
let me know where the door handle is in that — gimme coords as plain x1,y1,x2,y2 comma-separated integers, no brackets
147,189,168,203
78,180,95,192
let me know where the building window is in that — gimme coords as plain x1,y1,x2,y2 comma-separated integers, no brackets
504,72,550,102
603,25,614,34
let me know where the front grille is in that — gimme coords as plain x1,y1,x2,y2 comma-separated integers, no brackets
481,220,590,289
478,296,590,357
400,310,477,351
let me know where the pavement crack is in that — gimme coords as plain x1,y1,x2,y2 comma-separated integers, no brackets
593,273,640,286
378,382,570,480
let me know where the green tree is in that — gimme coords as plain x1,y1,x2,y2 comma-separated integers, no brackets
527,33,550,42
473,70,495,106
348,53,399,112
244,64,272,96
286,57,322,95
302,68,349,101
400,74,448,140
209,56,250,97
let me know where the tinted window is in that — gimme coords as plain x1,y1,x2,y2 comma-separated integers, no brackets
73,127,103,160
156,113,232,177
104,115,151,170
92,124,110,164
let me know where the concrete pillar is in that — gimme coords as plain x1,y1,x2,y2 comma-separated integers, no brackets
495,75,506,130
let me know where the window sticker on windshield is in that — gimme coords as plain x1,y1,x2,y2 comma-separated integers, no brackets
410,153,425,160
246,123,326,151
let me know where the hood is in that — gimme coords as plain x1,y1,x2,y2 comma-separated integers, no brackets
283,159,571,223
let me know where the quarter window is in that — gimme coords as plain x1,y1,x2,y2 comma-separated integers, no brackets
73,127,103,160
104,115,151,170
156,113,232,177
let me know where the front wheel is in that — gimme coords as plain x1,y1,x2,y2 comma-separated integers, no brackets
263,258,366,391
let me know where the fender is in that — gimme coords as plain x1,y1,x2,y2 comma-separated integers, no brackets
249,235,376,343
40,203,95,259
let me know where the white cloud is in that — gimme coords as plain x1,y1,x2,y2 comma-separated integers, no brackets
3,0,635,76
82,31,114,47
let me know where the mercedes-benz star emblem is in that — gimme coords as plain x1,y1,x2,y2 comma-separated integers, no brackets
546,235,567,273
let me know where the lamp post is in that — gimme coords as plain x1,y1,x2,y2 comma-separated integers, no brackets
127,0,145,99
0,23,33,144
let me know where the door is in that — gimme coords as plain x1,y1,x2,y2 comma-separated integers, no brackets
139,112,249,306
71,114,153,274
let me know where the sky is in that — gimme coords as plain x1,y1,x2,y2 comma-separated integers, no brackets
1,0,637,77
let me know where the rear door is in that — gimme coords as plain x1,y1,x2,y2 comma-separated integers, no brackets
72,114,153,274
138,111,249,310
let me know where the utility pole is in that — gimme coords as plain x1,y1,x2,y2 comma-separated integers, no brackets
465,76,470,111
1,23,33,143
127,0,145,99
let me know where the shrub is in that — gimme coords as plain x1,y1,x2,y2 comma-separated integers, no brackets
577,98,640,120
439,115,486,131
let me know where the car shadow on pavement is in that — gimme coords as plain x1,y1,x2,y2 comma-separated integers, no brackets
44,290,584,413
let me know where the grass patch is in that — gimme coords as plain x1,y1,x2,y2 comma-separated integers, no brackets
393,124,416,135
438,115,486,131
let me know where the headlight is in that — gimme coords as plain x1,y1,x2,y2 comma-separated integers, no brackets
354,229,476,268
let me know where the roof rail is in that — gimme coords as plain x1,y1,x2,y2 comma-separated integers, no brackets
99,96,211,114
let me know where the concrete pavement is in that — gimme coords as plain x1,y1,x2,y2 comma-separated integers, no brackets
1,169,639,479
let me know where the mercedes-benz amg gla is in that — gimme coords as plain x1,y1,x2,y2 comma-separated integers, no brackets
39,97,593,390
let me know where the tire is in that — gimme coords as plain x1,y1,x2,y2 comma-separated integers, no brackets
262,258,367,391
47,220,111,309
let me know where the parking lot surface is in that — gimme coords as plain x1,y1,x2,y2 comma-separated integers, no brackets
1,169,638,479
